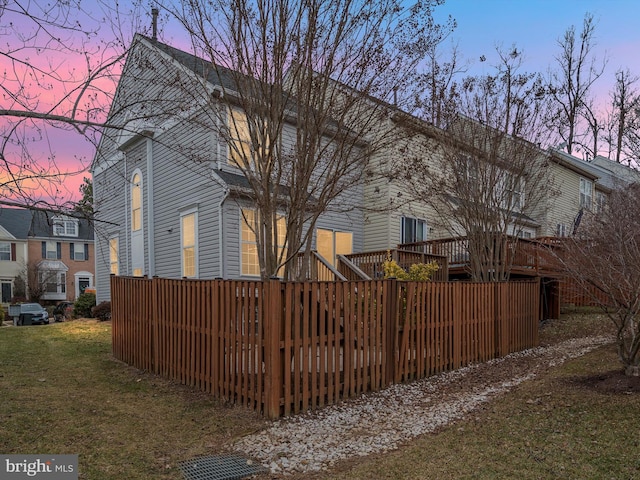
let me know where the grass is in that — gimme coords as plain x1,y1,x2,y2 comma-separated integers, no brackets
0,320,265,479
303,313,640,479
1,313,637,479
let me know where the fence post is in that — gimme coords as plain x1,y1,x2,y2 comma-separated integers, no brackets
264,278,282,419
151,276,159,375
384,278,398,387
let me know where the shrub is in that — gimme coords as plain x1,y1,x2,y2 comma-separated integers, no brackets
92,301,111,321
382,251,439,281
0,307,4,324
74,293,96,318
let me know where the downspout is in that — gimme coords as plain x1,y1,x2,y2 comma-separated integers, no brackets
213,92,229,279
146,137,155,277
124,154,130,275
218,189,229,278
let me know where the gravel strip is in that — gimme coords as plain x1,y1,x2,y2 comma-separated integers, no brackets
234,335,612,476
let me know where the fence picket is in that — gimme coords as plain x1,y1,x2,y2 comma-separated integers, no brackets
111,277,540,419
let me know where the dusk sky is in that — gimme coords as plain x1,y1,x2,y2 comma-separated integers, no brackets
5,0,640,203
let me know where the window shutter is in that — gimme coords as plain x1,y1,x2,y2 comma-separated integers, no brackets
70,243,74,259
11,243,16,261
84,243,89,261
42,242,46,259
56,242,62,259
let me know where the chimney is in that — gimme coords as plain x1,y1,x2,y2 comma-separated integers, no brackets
151,8,159,41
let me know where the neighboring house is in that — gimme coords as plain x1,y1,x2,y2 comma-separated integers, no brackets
0,208,95,305
92,35,364,302
540,150,640,238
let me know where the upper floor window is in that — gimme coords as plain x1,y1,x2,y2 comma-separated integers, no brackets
229,109,252,169
70,243,89,261
401,216,427,244
181,209,198,278
579,178,593,209
42,241,61,260
131,172,142,231
503,173,525,211
53,217,78,237
595,191,607,214
0,242,12,261
109,237,119,275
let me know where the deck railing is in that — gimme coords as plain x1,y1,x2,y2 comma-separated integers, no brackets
399,236,562,275
344,249,449,281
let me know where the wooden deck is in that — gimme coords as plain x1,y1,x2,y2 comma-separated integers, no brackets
399,236,563,279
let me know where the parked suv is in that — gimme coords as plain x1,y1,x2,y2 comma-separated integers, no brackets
10,303,49,325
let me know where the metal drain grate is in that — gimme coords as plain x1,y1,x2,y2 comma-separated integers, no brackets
179,454,267,480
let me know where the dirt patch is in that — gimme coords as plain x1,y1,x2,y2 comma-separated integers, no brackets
573,370,640,394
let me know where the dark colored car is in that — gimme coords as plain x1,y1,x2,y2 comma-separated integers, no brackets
53,301,74,322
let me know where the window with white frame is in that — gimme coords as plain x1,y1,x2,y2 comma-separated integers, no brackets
109,237,119,275
70,243,88,261
43,241,60,260
53,217,78,237
0,242,10,261
241,209,259,276
181,209,198,278
40,270,66,294
556,223,568,237
504,173,525,211
131,172,142,231
595,191,607,214
229,109,253,169
401,216,427,244
241,209,286,277
579,178,593,209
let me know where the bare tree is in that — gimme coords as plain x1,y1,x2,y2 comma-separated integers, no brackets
399,46,555,281
23,259,56,303
548,13,606,156
557,183,640,376
0,1,145,210
150,0,454,279
603,68,640,164
415,36,465,128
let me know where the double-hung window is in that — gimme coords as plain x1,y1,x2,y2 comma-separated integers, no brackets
229,109,253,169
241,209,286,277
42,241,61,260
181,209,198,278
109,237,119,275
70,243,89,261
0,242,11,261
579,178,593,209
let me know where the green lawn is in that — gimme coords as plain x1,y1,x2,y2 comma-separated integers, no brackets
0,320,265,479
1,314,637,480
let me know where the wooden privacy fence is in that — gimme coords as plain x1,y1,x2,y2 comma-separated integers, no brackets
111,276,540,418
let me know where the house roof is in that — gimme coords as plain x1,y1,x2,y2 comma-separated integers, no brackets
549,149,633,192
0,207,94,241
137,34,239,93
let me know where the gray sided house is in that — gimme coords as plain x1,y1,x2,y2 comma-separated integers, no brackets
92,35,364,302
